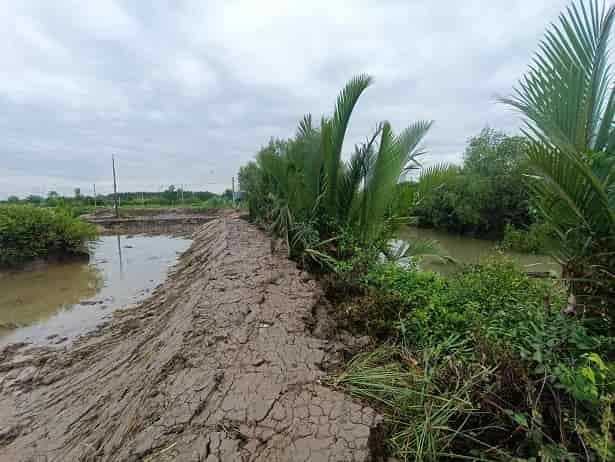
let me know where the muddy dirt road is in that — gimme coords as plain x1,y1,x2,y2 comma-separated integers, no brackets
0,214,381,461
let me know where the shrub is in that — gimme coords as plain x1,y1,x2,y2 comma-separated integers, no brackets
338,255,615,461
500,222,551,254
360,257,559,345
0,205,97,266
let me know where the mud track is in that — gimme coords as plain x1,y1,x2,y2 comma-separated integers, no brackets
0,213,381,461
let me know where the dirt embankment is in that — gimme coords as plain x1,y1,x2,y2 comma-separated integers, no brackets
0,213,382,461
83,208,227,235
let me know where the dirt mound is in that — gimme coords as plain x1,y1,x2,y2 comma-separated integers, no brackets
0,214,381,461
83,208,227,236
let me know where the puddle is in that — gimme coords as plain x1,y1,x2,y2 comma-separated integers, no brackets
0,234,192,347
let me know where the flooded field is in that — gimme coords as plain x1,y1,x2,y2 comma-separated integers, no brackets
0,234,192,346
398,226,559,275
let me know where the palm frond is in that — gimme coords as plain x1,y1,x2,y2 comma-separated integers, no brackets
415,163,459,205
502,0,615,305
397,120,434,176
501,0,615,153
323,74,373,217
362,121,435,240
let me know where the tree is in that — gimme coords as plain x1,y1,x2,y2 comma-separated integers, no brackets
74,188,81,199
502,0,615,314
162,185,177,203
412,129,532,235
26,195,43,204
463,128,527,177
7,196,19,203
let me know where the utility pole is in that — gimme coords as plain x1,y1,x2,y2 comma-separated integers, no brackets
231,176,236,207
180,184,184,204
112,155,119,218
93,184,97,209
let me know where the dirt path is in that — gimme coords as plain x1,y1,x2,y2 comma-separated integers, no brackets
0,214,381,461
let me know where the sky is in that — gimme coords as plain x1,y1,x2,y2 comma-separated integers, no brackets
0,0,573,199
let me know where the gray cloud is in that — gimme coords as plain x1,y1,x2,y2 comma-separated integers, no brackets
0,0,572,198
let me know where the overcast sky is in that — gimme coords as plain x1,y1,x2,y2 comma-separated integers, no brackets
1,0,573,198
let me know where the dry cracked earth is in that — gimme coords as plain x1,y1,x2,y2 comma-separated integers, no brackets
0,214,382,461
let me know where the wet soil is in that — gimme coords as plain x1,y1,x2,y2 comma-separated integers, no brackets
0,213,381,461
84,208,227,236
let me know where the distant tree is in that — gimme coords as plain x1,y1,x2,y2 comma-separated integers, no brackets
162,185,177,203
26,195,43,204
413,128,532,236
7,196,19,203
74,188,81,199
47,191,59,199
463,128,528,177
222,189,233,200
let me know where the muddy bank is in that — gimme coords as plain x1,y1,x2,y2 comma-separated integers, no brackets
0,213,381,461
84,208,228,235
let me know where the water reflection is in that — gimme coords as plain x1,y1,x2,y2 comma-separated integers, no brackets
117,234,123,277
397,226,559,276
0,234,192,346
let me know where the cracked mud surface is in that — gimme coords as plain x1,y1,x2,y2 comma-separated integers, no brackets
0,213,382,461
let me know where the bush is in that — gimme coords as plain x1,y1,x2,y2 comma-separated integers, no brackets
500,222,551,254
360,257,558,345
0,205,97,266
336,255,615,460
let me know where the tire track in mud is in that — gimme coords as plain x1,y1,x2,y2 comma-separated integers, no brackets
0,214,382,461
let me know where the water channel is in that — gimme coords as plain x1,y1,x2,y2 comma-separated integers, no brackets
0,234,191,346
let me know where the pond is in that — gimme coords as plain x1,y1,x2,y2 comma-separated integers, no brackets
0,234,192,347
397,226,559,276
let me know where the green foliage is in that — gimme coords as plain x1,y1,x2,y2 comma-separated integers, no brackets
502,0,615,322
193,196,235,210
361,257,556,346
238,75,433,268
331,4,615,457
365,264,443,308
413,129,532,237
500,222,552,254
334,339,496,461
463,128,528,177
336,246,615,461
553,353,615,404
389,182,417,218
0,205,97,266
5,188,224,210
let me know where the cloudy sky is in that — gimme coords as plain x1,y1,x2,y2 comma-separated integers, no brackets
1,0,572,198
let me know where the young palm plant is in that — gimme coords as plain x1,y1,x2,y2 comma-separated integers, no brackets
240,74,437,268
502,0,615,317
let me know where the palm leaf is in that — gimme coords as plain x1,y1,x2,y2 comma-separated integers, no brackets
363,121,434,240
323,74,373,218
502,0,615,270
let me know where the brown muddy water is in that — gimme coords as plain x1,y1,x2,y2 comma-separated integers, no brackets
398,226,559,275
0,234,191,347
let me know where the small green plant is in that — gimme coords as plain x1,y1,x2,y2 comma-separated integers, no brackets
0,205,97,266
359,257,559,346
500,222,551,254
